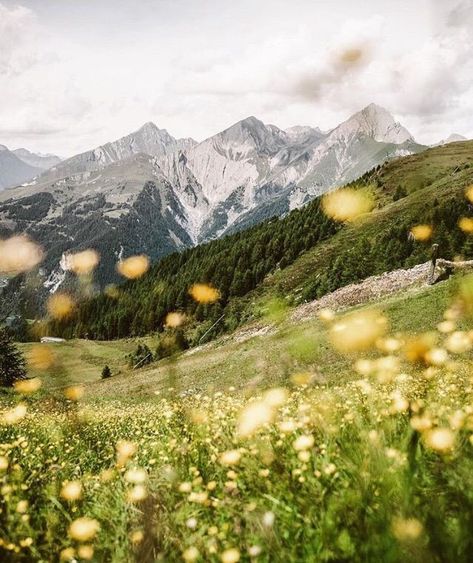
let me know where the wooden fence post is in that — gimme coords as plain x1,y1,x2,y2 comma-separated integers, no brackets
428,243,439,285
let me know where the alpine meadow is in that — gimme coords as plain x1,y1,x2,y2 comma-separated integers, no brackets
1,1,473,562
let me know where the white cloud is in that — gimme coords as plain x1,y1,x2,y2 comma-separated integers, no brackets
0,0,471,155
0,3,37,74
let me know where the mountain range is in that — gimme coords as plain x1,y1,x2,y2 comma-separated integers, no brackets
0,103,467,296
0,146,61,191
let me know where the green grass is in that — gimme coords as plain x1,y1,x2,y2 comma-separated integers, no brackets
17,337,156,389
2,269,473,562
21,274,461,399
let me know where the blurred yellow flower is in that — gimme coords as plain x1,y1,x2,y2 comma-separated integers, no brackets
16,500,28,513
60,548,76,561
424,428,455,452
64,386,84,401
47,293,75,320
127,485,147,503
403,333,436,363
330,310,388,353
28,345,55,370
322,188,373,222
183,546,200,561
391,517,423,541
117,255,149,279
410,224,432,241
221,548,240,563
410,416,432,432
0,235,43,275
293,434,314,451
61,481,82,501
130,530,144,544
116,440,137,466
459,217,473,233
2,404,27,425
14,377,42,394
263,387,288,407
124,468,147,484
77,545,94,560
262,511,275,527
189,283,220,304
165,311,186,328
248,546,262,557
68,249,100,276
465,184,473,203
237,401,274,438
424,348,448,366
220,450,241,466
68,517,100,542
437,320,455,333
445,331,471,354
178,482,192,493
318,308,335,322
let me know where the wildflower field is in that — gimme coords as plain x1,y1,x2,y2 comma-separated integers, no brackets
2,277,473,562
2,182,473,562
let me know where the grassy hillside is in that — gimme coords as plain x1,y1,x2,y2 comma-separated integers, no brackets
259,141,473,303
25,272,463,398
2,273,473,561
17,339,144,389
51,141,473,347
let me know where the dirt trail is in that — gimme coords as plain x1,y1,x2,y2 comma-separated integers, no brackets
291,261,431,322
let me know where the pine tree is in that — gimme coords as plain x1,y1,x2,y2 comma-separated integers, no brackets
0,328,27,387
101,365,112,379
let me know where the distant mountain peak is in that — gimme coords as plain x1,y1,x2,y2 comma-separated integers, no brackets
139,121,158,130
434,133,467,146
0,145,42,191
364,102,387,113
333,103,414,144
0,103,431,294
238,115,263,127
223,116,267,135
12,148,61,171
285,125,325,144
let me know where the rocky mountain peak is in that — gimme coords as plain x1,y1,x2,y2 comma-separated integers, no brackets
332,103,414,144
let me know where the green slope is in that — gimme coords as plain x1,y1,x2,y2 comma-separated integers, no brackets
28,271,466,398
52,141,473,344
253,141,473,304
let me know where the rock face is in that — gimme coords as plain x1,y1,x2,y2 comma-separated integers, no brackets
0,104,427,296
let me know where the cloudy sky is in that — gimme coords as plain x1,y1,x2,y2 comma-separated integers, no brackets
1,0,472,156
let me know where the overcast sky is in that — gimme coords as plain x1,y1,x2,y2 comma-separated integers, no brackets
1,0,472,156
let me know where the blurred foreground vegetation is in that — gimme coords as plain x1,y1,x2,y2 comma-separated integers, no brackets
2,274,473,561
